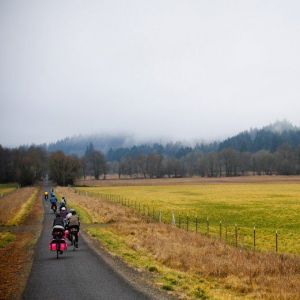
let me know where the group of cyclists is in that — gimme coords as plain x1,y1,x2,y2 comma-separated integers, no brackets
44,190,80,250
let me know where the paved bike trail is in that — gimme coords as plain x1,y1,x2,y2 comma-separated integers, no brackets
23,188,150,300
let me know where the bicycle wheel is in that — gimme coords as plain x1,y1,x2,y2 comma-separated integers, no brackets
72,234,76,251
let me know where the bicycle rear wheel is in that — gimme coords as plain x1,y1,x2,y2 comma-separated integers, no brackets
72,234,76,251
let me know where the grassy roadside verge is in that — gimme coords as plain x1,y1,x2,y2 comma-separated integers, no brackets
87,226,213,299
0,232,16,249
7,189,38,226
60,193,213,299
0,187,43,300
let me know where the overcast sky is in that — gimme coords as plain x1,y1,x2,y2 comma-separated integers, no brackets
1,0,300,146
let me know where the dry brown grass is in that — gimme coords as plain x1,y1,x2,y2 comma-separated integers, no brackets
0,188,37,226
0,188,43,300
59,187,300,299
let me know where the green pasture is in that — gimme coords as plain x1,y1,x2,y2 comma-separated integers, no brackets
76,183,300,254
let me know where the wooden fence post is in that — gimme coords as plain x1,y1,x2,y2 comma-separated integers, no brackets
206,217,209,235
186,215,189,231
253,226,256,251
235,224,238,247
276,230,278,253
171,211,176,226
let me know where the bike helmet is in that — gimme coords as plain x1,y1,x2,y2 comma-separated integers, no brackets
61,207,66,211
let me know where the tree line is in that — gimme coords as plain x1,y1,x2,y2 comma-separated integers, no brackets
110,144,300,178
1,139,300,186
0,143,107,186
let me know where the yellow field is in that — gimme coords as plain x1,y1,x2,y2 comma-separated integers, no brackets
60,185,300,299
76,183,300,254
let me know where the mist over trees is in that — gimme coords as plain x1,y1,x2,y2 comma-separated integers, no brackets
106,122,300,178
1,121,300,185
47,134,135,156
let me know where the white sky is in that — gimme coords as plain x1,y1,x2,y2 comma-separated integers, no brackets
1,0,300,146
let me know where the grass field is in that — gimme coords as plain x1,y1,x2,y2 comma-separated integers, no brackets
59,185,300,299
0,183,17,196
76,183,300,254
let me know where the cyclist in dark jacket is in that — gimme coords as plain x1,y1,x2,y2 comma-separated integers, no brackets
52,213,65,245
53,213,64,227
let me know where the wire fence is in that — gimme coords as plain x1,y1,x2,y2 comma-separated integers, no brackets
74,189,293,255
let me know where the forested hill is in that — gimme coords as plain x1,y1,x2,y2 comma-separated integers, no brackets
46,121,300,159
47,134,135,156
218,122,300,152
106,142,218,161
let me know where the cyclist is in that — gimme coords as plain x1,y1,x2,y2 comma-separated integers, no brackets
61,196,67,205
52,213,65,254
67,210,80,248
44,191,48,201
66,208,74,222
59,199,66,211
50,193,58,213
53,212,65,227
60,206,68,219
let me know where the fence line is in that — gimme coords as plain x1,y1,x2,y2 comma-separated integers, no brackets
75,189,284,254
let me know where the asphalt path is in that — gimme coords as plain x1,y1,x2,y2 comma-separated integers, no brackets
23,187,150,300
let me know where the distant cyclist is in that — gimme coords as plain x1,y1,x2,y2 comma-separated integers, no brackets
61,196,67,205
44,191,48,201
59,200,66,211
50,193,58,213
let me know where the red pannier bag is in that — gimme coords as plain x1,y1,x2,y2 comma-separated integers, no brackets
49,239,68,251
